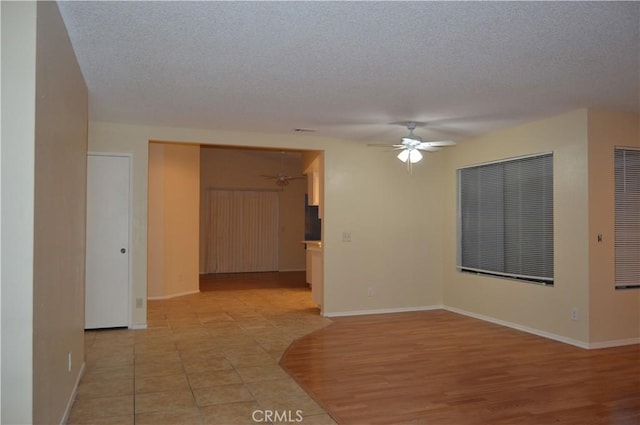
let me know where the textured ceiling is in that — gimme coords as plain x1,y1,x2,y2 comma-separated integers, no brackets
58,1,639,144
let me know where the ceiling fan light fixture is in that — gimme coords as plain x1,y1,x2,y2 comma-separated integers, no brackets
397,148,423,164
397,149,410,163
409,149,423,163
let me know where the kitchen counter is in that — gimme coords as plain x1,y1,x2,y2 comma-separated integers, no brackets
301,241,323,307
301,240,322,249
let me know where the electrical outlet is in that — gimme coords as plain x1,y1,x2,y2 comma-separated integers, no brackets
571,308,578,321
367,287,374,297
136,298,143,308
342,232,352,242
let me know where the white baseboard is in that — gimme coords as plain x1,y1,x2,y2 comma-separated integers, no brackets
324,304,638,349
147,289,200,300
324,305,444,318
129,323,148,330
60,361,85,425
446,306,640,349
444,306,591,349
141,287,639,349
588,337,640,349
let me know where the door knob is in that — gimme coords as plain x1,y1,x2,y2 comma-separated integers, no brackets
121,248,126,253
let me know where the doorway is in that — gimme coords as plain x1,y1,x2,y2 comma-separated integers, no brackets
147,143,322,302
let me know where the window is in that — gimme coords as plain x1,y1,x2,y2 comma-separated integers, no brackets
458,153,554,284
615,148,640,289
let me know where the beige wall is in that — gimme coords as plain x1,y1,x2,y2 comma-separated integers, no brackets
587,109,640,344
442,110,591,344
1,2,88,423
88,122,445,321
147,143,200,299
1,2,37,423
324,141,445,314
33,3,89,422
199,147,306,273
147,143,165,297
88,111,637,345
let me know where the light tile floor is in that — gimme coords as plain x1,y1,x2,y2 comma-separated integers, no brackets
68,275,335,425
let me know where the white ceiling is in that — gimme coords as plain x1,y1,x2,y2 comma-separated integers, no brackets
57,1,639,144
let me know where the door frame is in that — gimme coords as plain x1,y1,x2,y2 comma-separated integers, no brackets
87,152,134,328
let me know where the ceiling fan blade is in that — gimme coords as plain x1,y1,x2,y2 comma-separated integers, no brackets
367,143,408,151
401,136,422,144
421,140,456,147
417,145,441,152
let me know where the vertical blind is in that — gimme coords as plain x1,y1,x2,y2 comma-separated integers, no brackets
205,190,279,273
458,153,554,283
615,148,640,288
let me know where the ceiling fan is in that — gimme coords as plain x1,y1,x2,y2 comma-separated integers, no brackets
261,152,305,187
369,122,456,172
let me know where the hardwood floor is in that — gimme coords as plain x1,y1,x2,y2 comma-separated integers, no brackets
200,271,310,291
280,310,640,425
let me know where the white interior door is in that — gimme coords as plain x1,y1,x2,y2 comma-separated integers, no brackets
85,154,130,329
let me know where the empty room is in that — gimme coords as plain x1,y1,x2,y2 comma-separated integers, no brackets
2,1,639,424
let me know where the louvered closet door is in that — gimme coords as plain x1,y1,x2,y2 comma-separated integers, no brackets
205,190,279,273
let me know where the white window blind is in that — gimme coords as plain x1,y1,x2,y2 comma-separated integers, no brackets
615,148,640,288
458,153,554,284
